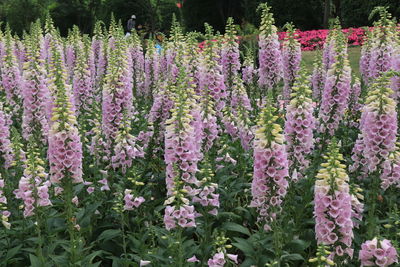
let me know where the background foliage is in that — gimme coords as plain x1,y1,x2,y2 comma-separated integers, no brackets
0,0,400,36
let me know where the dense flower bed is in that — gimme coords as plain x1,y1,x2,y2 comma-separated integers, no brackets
199,27,366,51
0,5,399,267
278,27,366,51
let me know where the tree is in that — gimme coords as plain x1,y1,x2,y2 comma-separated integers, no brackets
323,0,331,28
0,0,54,35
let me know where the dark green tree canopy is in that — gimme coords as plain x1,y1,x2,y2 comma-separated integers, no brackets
0,0,399,35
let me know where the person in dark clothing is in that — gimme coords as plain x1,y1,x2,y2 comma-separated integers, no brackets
127,15,136,33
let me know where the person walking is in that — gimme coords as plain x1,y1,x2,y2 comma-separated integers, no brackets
127,15,136,33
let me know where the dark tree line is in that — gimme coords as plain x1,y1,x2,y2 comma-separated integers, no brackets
0,0,399,36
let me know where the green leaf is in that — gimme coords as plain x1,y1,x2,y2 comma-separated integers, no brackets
280,253,304,262
29,254,41,267
222,222,251,236
232,238,254,255
47,217,65,230
78,202,102,222
83,250,103,264
6,244,22,260
240,258,256,267
111,257,122,267
22,248,36,254
88,262,102,267
97,229,121,242
285,239,310,253
26,237,40,243
217,211,242,220
73,183,85,195
49,254,69,265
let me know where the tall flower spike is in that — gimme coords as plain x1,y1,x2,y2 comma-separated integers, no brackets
314,140,354,261
199,28,227,113
257,3,282,93
381,144,400,190
284,70,316,179
47,40,84,248
0,173,11,229
14,145,51,217
222,76,253,151
165,20,191,83
221,17,241,93
15,38,27,73
282,23,301,102
318,30,351,137
360,73,398,187
22,29,50,144
390,48,400,102
0,102,14,169
311,51,325,102
73,40,94,117
212,34,224,69
111,114,144,173
346,78,362,128
198,62,219,152
350,184,364,228
65,45,76,84
102,36,134,163
47,43,83,186
349,133,369,180
322,19,341,71
121,168,145,211
322,34,336,72
162,42,178,83
43,14,56,67
1,28,22,122
129,32,145,98
9,127,27,169
367,7,396,82
146,81,174,153
91,21,107,97
0,33,4,70
193,158,220,216
65,26,84,84
84,36,105,158
359,28,373,84
250,100,289,231
144,40,160,99
163,66,203,231
185,32,203,97
242,51,258,86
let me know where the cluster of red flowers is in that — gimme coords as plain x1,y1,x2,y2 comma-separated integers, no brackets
278,28,366,51
198,27,367,51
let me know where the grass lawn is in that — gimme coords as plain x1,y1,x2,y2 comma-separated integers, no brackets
301,46,361,78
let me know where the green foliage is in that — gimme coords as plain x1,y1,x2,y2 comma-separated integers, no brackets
0,0,53,35
341,0,400,28
1,0,400,36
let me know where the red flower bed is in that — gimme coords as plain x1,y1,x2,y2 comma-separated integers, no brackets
198,27,368,51
278,27,366,51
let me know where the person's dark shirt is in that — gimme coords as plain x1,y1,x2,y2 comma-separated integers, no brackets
127,19,136,32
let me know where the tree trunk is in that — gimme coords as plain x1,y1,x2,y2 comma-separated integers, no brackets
333,0,341,23
323,0,331,28
218,0,225,28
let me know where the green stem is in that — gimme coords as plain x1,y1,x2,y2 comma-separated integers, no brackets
35,210,46,265
121,211,128,267
176,229,184,267
284,180,297,234
201,213,213,264
271,215,283,263
64,179,77,264
367,172,380,239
